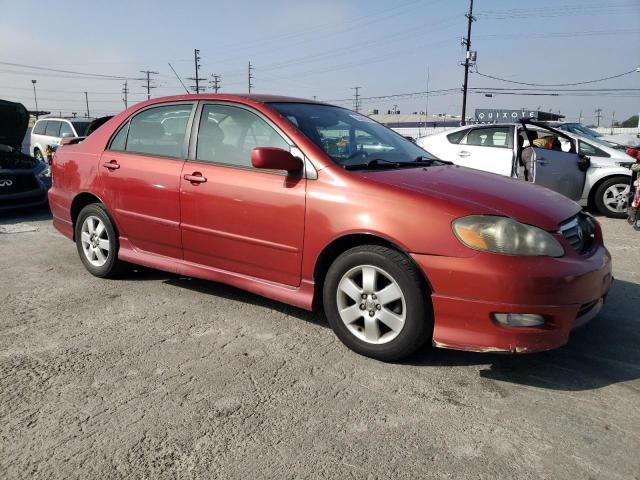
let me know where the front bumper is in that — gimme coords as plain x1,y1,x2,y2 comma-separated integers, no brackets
412,245,612,353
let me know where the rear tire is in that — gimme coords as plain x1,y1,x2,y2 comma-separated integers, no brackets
75,203,124,278
34,148,44,162
323,245,432,362
594,176,630,218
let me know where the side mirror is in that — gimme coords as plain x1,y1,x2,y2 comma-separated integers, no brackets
60,132,74,139
251,147,303,172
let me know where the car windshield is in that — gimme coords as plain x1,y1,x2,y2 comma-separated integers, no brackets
71,121,91,137
268,102,439,169
567,124,602,138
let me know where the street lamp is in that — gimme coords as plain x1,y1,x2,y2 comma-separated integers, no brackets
31,80,39,119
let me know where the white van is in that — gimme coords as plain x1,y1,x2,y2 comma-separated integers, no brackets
30,118,93,161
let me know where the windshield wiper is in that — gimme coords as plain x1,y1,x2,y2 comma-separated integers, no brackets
343,158,402,170
413,156,452,165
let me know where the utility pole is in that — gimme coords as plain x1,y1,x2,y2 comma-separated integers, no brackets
187,49,205,93
248,61,254,93
595,108,602,127
210,74,221,93
84,91,90,118
424,67,430,128
611,111,616,133
122,80,129,109
460,0,475,126
140,70,158,100
351,86,361,112
31,79,39,119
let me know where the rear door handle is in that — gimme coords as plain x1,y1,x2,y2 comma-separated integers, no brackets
458,151,470,157
102,160,120,170
183,173,207,184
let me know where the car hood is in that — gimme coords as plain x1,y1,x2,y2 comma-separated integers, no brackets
357,165,581,231
0,99,29,150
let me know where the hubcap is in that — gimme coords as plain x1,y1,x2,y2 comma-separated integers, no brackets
80,216,110,267
603,184,630,213
336,265,406,345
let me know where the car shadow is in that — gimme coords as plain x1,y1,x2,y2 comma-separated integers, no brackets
406,278,640,391
120,267,329,330
120,267,640,392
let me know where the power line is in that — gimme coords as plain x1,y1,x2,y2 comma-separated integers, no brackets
474,67,638,87
0,61,140,80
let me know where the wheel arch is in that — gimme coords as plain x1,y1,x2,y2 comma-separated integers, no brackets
312,233,433,310
70,191,111,239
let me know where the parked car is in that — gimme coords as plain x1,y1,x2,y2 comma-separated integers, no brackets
49,95,611,361
542,121,635,150
30,117,93,162
418,121,632,218
0,99,51,210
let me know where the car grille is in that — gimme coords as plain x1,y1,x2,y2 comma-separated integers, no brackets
558,213,596,255
0,173,39,195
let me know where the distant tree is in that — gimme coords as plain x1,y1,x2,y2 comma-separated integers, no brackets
616,115,639,128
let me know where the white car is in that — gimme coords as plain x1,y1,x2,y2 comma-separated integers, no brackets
30,118,93,162
418,121,633,218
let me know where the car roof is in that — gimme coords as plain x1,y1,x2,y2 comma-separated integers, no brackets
36,117,95,122
139,93,322,105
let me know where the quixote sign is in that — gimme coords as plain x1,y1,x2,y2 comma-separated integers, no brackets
475,109,538,123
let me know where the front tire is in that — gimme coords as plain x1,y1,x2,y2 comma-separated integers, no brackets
594,176,630,218
75,203,124,278
323,245,432,361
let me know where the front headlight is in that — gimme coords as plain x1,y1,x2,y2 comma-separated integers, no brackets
452,215,564,257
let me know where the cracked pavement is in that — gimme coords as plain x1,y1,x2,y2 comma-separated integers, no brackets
1,207,639,479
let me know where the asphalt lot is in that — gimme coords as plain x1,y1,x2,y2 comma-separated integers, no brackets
1,207,639,479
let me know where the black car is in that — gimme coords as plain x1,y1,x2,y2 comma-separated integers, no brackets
0,99,51,211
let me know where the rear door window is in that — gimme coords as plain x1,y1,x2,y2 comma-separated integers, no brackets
44,120,61,137
465,127,512,148
33,121,47,135
121,103,194,158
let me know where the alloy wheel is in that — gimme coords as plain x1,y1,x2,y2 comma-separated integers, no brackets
80,215,110,267
602,183,630,214
336,265,406,344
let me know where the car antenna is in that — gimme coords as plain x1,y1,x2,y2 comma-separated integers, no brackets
168,62,191,95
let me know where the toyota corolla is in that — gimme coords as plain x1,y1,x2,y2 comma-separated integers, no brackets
48,95,612,361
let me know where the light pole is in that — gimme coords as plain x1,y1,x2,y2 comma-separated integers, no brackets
31,80,39,119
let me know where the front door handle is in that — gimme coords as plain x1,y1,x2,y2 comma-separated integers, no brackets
183,172,207,184
457,151,470,157
102,160,120,170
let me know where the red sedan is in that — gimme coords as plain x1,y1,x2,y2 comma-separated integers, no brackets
49,95,612,361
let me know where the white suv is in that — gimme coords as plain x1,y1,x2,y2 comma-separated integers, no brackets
418,120,633,218
30,118,93,162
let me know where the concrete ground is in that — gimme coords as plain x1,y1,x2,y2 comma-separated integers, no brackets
1,207,638,479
